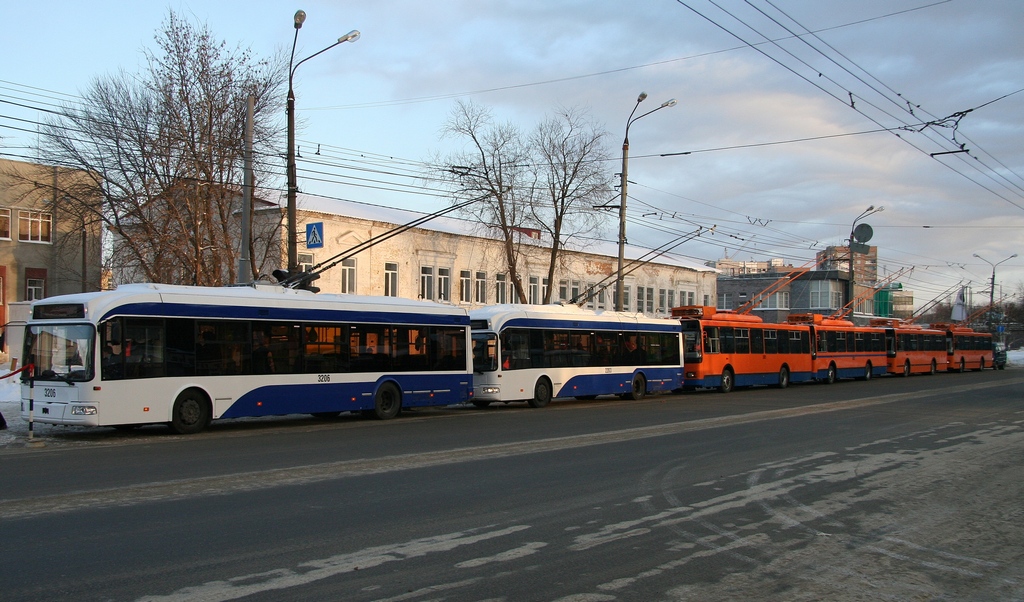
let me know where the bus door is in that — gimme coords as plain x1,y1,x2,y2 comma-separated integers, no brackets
884,328,896,358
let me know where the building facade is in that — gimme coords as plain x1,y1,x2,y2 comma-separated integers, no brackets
0,158,103,329
289,194,718,316
714,254,915,325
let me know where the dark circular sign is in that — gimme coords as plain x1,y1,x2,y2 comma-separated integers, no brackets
853,222,873,243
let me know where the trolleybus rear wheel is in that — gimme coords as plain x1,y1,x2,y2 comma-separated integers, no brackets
372,382,402,420
628,374,647,400
777,366,790,389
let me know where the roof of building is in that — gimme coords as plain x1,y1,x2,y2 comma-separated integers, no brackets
289,192,716,273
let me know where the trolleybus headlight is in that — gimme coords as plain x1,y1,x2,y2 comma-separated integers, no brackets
71,406,98,416
480,386,500,395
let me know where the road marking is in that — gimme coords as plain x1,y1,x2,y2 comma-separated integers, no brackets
2,378,1020,520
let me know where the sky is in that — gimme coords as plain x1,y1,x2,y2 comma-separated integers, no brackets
2,0,1023,311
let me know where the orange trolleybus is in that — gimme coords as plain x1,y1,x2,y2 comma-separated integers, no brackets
674,306,813,392
931,323,995,372
787,313,888,383
869,318,948,376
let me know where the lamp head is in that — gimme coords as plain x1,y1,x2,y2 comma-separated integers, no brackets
973,253,982,259
338,29,360,43
293,10,306,29
662,98,678,108
1012,253,1019,259
636,92,648,103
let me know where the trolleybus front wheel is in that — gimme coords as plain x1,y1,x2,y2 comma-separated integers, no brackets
529,378,552,408
719,368,735,393
170,389,210,435
825,364,837,384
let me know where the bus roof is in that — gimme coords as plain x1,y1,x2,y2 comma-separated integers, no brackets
469,303,677,331
29,282,470,325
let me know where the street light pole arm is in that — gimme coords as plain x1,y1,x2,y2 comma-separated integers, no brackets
284,19,359,273
291,31,360,78
615,93,676,312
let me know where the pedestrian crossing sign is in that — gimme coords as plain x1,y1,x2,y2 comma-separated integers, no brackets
306,222,324,249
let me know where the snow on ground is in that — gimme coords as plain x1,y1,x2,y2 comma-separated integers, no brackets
3,352,1023,447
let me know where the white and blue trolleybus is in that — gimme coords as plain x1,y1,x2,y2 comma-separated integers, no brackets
470,304,683,407
21,283,472,433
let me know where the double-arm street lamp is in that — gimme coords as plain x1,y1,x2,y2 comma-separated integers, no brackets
616,92,677,312
847,205,883,314
972,252,1017,331
286,10,359,273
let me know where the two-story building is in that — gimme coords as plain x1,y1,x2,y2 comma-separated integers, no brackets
286,193,718,316
0,158,103,331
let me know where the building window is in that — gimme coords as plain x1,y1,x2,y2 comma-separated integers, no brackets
18,210,51,243
495,273,508,304
340,258,356,294
384,262,399,297
717,292,732,310
571,280,582,304
474,272,487,304
579,282,592,309
667,290,675,310
558,279,569,302
809,281,842,310
528,276,540,304
460,270,472,303
438,268,451,301
25,268,46,300
0,208,10,240
757,291,790,310
597,288,606,310
659,289,668,314
420,266,435,300
542,278,549,303
297,253,314,274
623,285,631,312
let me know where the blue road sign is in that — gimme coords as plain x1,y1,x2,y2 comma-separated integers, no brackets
306,222,324,249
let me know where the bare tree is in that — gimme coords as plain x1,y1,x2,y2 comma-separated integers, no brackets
35,10,286,287
438,101,611,304
530,107,612,303
439,101,537,303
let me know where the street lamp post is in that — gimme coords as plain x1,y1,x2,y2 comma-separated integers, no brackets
615,92,677,312
286,10,359,273
973,252,1017,331
847,205,883,316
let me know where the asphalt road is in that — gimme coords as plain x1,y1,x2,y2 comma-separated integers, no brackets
2,369,1022,601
